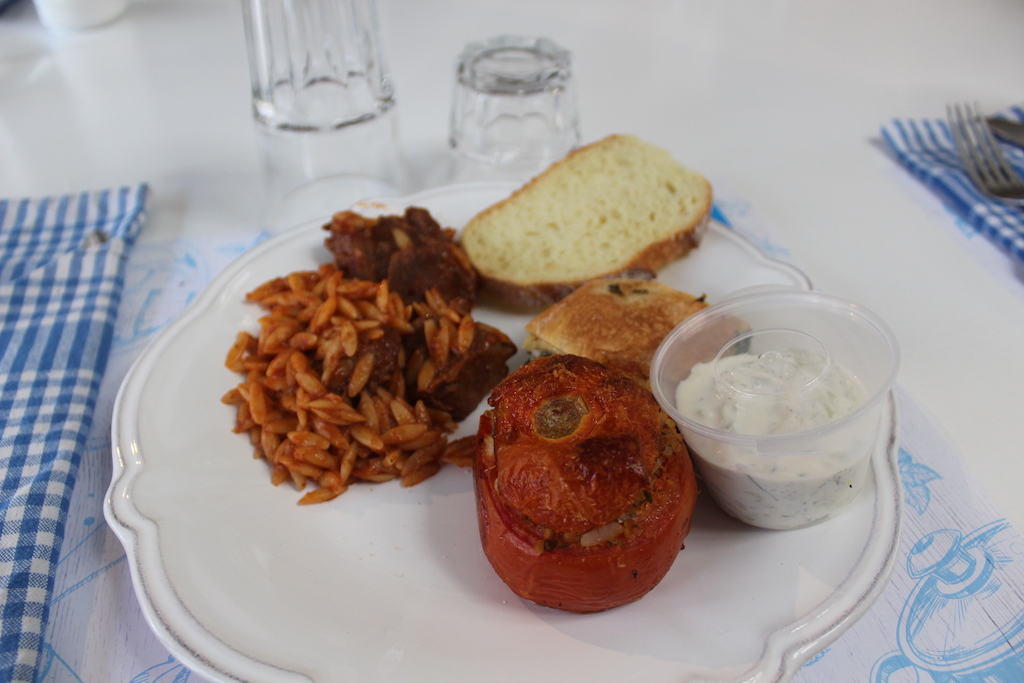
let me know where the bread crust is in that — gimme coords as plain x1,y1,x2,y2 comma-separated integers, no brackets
476,221,708,310
460,134,713,310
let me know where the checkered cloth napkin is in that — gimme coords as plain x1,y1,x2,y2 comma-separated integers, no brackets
0,184,147,682
880,105,1024,265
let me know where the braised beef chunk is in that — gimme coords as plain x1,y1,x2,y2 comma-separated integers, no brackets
324,207,476,308
323,211,394,281
384,206,447,241
413,322,517,422
324,206,513,421
319,327,404,396
388,240,476,315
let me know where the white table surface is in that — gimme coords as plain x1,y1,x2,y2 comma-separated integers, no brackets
2,0,1023,678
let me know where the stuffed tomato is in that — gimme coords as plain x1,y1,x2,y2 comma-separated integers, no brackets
473,354,699,613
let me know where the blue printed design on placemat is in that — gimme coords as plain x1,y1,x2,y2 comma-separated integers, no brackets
710,203,732,228
130,656,192,682
898,448,942,515
871,519,1024,682
112,232,271,354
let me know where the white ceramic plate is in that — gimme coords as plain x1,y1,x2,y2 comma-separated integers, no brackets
105,182,902,683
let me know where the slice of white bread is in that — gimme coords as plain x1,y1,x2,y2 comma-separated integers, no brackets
523,278,710,379
459,134,712,309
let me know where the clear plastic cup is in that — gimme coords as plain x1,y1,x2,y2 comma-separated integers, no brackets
649,287,900,530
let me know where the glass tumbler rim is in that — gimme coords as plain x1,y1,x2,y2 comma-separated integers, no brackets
457,34,572,95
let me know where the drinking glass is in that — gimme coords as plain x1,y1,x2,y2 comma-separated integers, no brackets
242,0,406,228
449,35,580,182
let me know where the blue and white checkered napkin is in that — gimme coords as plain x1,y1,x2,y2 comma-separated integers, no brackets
880,105,1024,265
0,184,147,682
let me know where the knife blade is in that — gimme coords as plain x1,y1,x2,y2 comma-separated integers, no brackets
985,117,1024,149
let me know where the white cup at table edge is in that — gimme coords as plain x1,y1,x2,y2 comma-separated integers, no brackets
32,0,127,31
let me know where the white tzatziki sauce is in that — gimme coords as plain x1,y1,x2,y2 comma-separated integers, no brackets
674,348,875,529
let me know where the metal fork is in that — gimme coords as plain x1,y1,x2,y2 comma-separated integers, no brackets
947,102,1024,204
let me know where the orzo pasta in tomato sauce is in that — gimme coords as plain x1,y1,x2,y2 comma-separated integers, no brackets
223,210,516,504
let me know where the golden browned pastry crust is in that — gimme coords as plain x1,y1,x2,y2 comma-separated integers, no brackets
523,278,709,379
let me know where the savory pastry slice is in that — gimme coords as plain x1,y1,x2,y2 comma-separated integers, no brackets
473,354,699,613
523,278,709,379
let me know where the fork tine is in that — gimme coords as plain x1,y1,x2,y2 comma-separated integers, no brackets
947,103,988,189
966,103,1021,185
960,103,1005,185
947,102,1024,203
